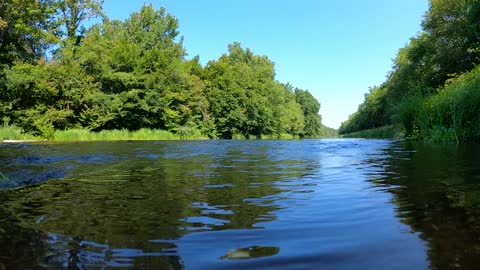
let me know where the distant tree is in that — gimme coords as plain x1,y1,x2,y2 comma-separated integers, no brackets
294,88,323,137
204,42,282,138
340,0,480,135
0,3,327,139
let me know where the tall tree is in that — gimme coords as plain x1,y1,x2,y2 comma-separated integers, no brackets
204,43,278,138
0,0,60,125
0,0,58,64
340,0,480,135
295,88,322,137
57,0,103,41
76,5,204,132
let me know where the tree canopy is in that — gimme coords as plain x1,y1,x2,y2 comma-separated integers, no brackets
339,0,480,142
0,1,331,139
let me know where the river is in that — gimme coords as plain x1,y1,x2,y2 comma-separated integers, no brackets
0,139,479,269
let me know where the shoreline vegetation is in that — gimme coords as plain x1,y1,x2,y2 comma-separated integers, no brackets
338,0,480,143
0,125,337,142
340,125,404,139
0,2,336,141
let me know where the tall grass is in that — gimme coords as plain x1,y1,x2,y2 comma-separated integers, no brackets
395,67,480,143
391,95,425,137
52,128,208,141
0,127,322,141
0,125,40,140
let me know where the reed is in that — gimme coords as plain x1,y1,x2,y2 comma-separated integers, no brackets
52,128,208,141
0,126,40,140
411,67,480,143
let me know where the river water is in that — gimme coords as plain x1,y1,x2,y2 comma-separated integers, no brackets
0,139,479,269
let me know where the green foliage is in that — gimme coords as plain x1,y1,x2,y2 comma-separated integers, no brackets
275,85,305,136
339,86,388,134
75,5,210,133
294,88,324,137
56,0,104,40
318,124,338,138
0,0,59,65
0,3,330,140
202,43,327,139
341,125,404,139
415,66,480,142
391,95,426,137
340,0,480,142
0,126,40,140
204,42,276,138
51,128,207,141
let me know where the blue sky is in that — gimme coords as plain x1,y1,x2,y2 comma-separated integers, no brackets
102,0,429,128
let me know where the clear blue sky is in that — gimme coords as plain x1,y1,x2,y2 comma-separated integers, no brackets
102,0,429,128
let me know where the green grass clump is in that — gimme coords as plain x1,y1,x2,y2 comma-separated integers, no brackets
0,126,40,141
341,125,404,139
393,66,480,143
52,128,93,141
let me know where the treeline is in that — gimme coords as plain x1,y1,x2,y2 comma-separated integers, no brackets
339,0,480,142
0,1,334,139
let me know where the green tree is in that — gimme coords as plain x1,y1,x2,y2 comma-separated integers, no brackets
0,0,59,64
56,0,104,41
271,83,304,136
0,3,328,140
76,5,209,133
0,0,60,125
294,88,323,137
340,0,480,136
204,43,279,138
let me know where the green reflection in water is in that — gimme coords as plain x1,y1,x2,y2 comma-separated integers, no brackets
370,142,480,270
0,141,309,269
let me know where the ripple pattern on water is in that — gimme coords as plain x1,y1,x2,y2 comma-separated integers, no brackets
2,139,479,269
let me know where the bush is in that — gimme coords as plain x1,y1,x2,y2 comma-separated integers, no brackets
413,66,480,142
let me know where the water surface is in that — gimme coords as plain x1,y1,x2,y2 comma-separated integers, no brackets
0,139,479,269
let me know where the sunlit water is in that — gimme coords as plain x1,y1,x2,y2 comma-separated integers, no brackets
0,139,480,269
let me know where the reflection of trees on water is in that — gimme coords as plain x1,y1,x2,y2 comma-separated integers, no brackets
220,246,280,260
0,141,312,269
0,210,48,269
42,234,182,269
0,217,183,269
370,142,480,270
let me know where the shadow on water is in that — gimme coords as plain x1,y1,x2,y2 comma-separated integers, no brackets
367,141,480,270
0,141,315,269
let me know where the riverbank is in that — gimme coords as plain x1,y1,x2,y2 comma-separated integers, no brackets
0,126,336,142
0,126,208,141
340,125,404,139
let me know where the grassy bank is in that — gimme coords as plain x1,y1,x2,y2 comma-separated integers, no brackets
0,126,208,141
340,125,404,139
1,126,334,141
0,126,341,142
342,65,480,143
0,126,41,141
52,128,209,141
394,66,480,143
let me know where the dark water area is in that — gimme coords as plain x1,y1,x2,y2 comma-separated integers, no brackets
0,139,480,269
